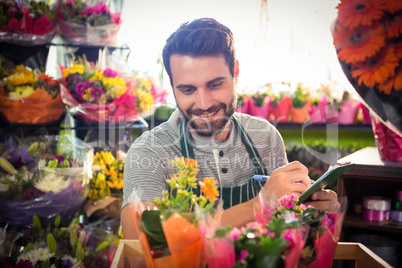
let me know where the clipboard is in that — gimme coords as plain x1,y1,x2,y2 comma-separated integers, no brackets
297,162,355,204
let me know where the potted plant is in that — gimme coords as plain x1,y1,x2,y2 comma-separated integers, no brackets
270,82,292,123
249,90,270,119
236,92,250,114
290,82,310,123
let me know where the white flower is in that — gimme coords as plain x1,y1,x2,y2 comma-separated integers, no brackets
35,173,69,193
62,254,78,265
91,164,102,172
34,247,54,261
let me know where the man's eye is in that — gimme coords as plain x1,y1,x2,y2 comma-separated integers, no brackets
210,82,222,88
182,88,195,94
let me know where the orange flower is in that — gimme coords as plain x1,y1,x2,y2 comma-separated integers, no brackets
351,46,399,88
383,0,402,13
200,177,219,202
334,23,386,63
377,66,402,94
386,13,402,38
184,158,199,168
336,0,386,29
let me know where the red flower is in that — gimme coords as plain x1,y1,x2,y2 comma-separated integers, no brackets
383,0,402,14
351,46,399,87
336,0,387,29
386,13,402,38
333,22,386,63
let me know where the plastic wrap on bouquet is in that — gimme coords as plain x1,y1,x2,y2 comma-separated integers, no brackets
0,1,57,45
298,197,347,268
60,82,138,123
0,135,93,226
271,95,291,123
56,0,123,46
372,117,402,161
0,88,65,124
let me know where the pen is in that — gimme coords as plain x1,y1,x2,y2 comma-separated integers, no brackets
252,175,270,182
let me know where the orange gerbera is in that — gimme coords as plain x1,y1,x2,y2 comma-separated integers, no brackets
351,46,399,87
386,13,402,38
200,177,219,202
334,23,386,63
336,0,386,29
383,0,402,14
378,66,402,94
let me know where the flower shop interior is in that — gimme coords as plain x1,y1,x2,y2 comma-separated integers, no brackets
1,0,402,267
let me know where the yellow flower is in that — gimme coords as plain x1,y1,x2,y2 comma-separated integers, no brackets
70,63,85,75
8,66,35,86
8,86,35,99
90,70,104,81
97,173,106,182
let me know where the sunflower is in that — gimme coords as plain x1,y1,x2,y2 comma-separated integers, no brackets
383,0,402,14
351,46,399,88
336,0,387,29
334,23,386,63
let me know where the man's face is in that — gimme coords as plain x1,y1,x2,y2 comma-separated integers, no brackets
170,54,238,138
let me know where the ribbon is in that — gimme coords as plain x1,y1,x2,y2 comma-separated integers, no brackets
392,200,402,212
390,211,402,223
362,196,391,211
362,208,389,222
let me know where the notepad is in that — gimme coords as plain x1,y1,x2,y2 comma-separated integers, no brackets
297,162,355,204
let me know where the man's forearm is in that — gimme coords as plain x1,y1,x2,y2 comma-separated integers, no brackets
220,197,257,228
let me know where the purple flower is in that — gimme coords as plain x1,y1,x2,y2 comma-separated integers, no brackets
15,259,34,268
90,87,104,99
239,250,249,263
103,68,119,78
19,188,44,201
75,82,88,96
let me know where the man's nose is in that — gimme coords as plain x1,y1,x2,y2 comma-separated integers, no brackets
196,89,213,110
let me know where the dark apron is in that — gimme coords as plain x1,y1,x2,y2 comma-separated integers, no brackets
180,115,267,209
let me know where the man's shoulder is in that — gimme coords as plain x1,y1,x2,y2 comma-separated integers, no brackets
235,112,276,130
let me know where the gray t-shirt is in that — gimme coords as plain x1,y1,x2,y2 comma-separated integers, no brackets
122,110,288,209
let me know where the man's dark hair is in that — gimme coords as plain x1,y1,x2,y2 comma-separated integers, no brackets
162,18,236,85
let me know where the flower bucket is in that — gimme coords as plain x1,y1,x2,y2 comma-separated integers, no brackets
271,95,291,123
290,104,310,124
236,96,250,114
249,101,270,119
338,100,359,125
372,117,402,162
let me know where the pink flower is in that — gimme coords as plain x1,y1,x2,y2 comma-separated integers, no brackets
227,228,241,240
90,87,104,99
239,250,249,263
103,68,119,78
79,2,110,16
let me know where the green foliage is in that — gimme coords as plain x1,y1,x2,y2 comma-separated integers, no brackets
251,91,269,107
292,83,309,108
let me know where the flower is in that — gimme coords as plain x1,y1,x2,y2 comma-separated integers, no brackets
351,46,399,87
88,151,125,200
3,214,116,268
0,65,61,99
336,0,387,29
133,77,156,113
333,23,386,64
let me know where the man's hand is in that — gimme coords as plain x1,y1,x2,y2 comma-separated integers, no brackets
304,189,340,213
262,161,311,202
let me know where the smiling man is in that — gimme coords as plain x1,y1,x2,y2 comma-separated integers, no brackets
121,18,339,259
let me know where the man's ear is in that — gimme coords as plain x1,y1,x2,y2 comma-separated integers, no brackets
234,59,239,82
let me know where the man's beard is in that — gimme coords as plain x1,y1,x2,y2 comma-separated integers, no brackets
179,95,237,138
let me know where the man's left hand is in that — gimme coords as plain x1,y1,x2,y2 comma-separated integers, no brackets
303,189,340,213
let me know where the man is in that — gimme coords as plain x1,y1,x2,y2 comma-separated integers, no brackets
121,17,339,244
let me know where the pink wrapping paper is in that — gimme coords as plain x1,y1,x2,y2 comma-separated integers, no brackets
60,80,139,123
249,101,270,119
271,95,291,123
309,96,329,124
372,117,402,161
338,100,358,125
359,102,372,125
236,96,250,114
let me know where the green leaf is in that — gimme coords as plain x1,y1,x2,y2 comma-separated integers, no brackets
54,215,61,228
76,244,85,262
141,210,167,246
95,241,110,252
33,215,42,230
47,233,58,254
47,159,58,168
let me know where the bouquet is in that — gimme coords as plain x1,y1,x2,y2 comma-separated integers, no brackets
256,194,347,268
133,76,168,117
130,157,219,267
1,214,117,267
332,0,402,140
60,57,138,123
201,212,307,268
56,0,123,45
0,135,93,226
84,150,125,220
0,65,65,124
290,82,310,124
0,0,57,45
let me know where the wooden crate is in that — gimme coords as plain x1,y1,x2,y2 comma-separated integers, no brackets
111,240,392,268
